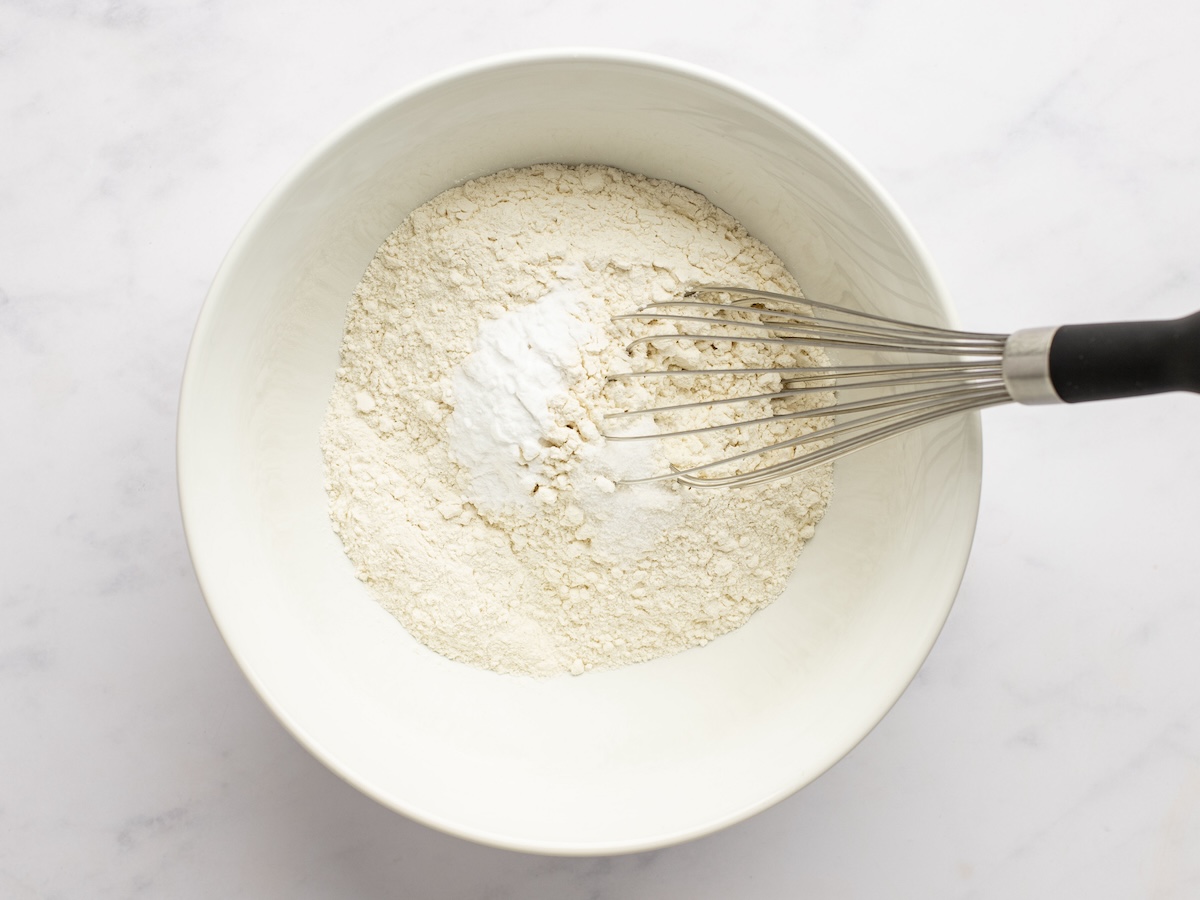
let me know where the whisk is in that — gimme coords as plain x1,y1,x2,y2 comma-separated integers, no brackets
603,286,1200,487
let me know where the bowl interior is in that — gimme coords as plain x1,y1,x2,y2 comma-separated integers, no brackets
179,53,981,854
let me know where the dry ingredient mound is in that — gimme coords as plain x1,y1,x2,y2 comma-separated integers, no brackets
321,164,833,677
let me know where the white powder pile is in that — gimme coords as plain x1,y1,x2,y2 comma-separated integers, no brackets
321,164,833,677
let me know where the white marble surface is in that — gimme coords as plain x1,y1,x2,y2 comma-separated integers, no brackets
4,1,1200,896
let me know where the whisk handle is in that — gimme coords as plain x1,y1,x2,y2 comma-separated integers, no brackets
1048,310,1200,402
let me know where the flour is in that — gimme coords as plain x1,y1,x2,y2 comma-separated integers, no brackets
321,164,834,676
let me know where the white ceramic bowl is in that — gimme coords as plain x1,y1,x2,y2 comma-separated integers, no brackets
178,49,982,854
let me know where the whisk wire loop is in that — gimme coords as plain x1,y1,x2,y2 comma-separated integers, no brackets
604,286,1013,486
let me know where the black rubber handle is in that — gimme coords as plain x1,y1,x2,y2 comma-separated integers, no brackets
1047,310,1200,403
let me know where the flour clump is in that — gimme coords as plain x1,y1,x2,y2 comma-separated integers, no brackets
321,164,833,676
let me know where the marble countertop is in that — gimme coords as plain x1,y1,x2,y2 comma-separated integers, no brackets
4,2,1200,897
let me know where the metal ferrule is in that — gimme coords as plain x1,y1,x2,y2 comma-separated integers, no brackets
1002,326,1063,405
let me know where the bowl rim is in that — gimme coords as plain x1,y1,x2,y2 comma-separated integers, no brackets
177,46,982,855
